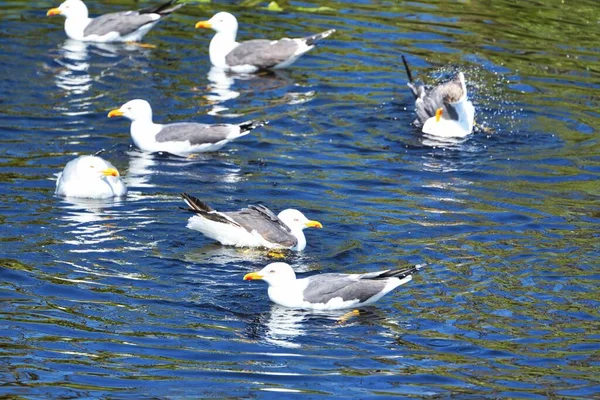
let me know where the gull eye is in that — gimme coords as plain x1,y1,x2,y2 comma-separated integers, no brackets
294,218,299,222
269,270,275,274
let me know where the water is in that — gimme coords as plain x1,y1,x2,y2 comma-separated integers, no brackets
1,0,599,397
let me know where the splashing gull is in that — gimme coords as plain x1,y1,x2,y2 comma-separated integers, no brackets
403,55,475,138
55,155,127,198
244,262,423,310
108,99,267,156
47,0,183,42
195,11,335,73
181,193,322,251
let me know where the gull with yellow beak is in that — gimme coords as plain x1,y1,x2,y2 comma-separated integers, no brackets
55,155,127,198
47,0,183,42
195,12,336,73
244,262,423,310
108,99,267,156
181,193,322,251
402,55,475,138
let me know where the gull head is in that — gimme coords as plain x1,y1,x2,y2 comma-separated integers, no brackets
441,72,468,104
56,155,126,199
47,0,88,19
108,99,153,123
244,262,297,286
195,12,238,36
277,209,323,232
69,155,120,180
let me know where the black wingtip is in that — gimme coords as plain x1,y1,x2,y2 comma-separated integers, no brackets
239,120,269,133
180,193,214,213
381,264,425,279
139,0,184,15
303,28,336,46
402,54,414,83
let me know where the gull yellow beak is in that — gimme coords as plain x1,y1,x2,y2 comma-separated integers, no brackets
435,108,443,122
47,7,61,16
243,272,263,281
102,168,120,177
195,20,212,29
305,220,323,229
107,109,124,118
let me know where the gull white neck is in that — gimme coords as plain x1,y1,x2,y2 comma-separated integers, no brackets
64,17,92,41
130,120,162,149
209,32,239,69
291,229,307,251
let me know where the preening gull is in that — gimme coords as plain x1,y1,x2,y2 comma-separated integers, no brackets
403,55,475,138
181,193,322,251
47,0,183,43
108,99,267,156
244,262,423,310
55,155,127,198
195,12,336,73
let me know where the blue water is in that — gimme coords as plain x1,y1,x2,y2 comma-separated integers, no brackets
1,0,599,397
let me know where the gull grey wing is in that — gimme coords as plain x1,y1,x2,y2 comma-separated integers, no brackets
302,274,388,304
155,123,236,145
414,85,444,124
226,39,299,69
225,206,296,247
84,11,157,37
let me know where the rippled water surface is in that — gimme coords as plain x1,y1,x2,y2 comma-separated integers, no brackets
2,0,600,397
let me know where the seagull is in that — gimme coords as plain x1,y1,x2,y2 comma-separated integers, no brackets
402,55,475,138
55,155,127,198
47,0,183,43
108,99,267,156
195,12,336,73
244,262,423,310
181,193,322,251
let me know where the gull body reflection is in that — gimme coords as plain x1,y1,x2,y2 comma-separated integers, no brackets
54,39,92,95
125,149,244,189
52,40,152,106
124,149,157,189
264,305,307,348
204,67,303,116
259,305,396,348
57,197,127,250
205,67,241,116
57,195,156,254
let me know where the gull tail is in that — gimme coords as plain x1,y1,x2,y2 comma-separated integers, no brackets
303,29,336,46
181,193,214,213
402,54,414,84
139,0,184,16
402,54,422,100
238,120,269,135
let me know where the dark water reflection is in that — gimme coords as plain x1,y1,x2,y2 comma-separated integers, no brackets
1,0,599,397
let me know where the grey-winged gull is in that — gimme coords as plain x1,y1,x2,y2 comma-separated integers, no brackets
244,262,423,310
55,155,127,198
403,55,475,138
195,12,336,73
47,0,183,43
181,193,322,251
108,99,267,156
